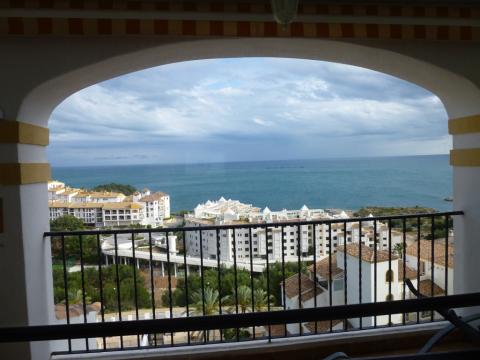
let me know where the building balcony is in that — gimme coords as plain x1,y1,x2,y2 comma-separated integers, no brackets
2,211,479,359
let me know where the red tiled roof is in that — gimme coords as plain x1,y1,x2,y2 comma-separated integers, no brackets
398,260,418,281
419,279,445,296
269,324,288,337
406,240,454,268
140,192,168,202
308,256,343,280
55,302,101,320
337,244,397,263
304,319,347,333
283,273,323,301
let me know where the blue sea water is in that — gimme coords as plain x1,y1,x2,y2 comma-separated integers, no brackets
52,155,452,213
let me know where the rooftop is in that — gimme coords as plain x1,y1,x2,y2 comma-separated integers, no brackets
336,244,397,263
283,273,323,302
406,239,454,268
140,192,169,202
54,302,101,320
308,256,343,280
398,260,418,281
419,279,445,296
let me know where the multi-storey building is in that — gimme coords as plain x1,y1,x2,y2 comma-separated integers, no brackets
185,199,400,263
48,181,170,227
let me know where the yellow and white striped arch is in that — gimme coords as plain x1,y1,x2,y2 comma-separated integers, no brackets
449,115,480,167
0,120,51,185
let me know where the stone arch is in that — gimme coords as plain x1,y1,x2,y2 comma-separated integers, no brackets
14,37,480,128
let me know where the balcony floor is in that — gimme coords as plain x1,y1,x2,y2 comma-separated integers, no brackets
52,322,478,360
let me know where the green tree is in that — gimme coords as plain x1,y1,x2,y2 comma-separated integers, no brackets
236,285,252,313
223,328,250,341
50,215,99,265
91,183,137,195
50,215,85,232
189,287,229,341
253,288,273,312
393,243,405,258
52,265,150,312
164,267,253,307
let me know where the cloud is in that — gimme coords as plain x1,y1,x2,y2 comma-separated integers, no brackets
252,117,272,127
48,58,448,166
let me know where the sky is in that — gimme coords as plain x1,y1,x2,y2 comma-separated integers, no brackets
48,57,450,167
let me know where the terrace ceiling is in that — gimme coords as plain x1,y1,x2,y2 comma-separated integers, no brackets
0,1,479,40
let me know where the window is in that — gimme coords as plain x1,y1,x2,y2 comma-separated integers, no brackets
420,261,426,275
333,279,344,291
385,269,394,282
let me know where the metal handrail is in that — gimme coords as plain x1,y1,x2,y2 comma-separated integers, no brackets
1,292,479,343
44,211,464,236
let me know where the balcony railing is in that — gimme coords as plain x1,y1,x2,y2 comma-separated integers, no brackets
8,211,470,355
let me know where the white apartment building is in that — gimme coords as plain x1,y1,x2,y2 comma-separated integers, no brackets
185,198,400,264
282,244,419,335
48,181,170,227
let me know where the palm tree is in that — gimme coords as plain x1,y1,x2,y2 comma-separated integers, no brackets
253,288,273,312
236,285,252,313
393,243,405,259
67,289,92,305
189,287,229,341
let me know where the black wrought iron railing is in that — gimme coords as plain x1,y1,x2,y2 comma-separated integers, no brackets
31,211,464,354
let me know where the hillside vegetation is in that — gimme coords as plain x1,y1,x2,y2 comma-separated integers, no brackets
353,206,436,218
91,183,137,195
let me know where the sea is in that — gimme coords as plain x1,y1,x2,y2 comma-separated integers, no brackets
52,155,452,213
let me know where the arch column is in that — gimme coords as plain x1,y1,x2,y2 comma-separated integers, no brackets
0,119,53,359
449,114,480,304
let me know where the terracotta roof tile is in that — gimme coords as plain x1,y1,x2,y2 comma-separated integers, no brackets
140,192,168,202
419,279,445,296
304,319,347,333
283,273,323,301
398,260,418,281
406,240,453,268
55,302,101,320
308,256,343,280
337,244,397,263
269,324,288,337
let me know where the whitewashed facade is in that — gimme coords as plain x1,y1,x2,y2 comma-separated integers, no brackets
185,198,400,263
48,181,170,227
282,244,421,334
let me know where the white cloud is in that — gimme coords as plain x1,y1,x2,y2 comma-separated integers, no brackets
252,117,272,127
48,57,448,166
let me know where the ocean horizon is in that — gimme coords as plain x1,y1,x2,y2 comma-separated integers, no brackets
52,154,453,213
